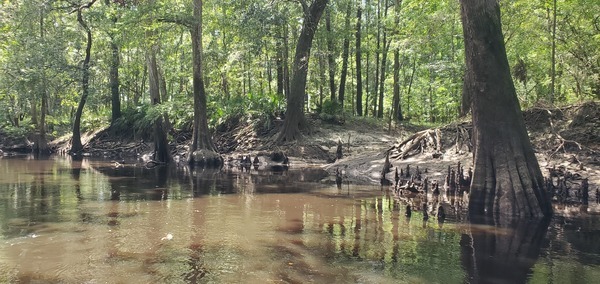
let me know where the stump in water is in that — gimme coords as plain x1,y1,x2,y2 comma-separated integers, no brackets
335,168,343,189
581,178,589,205
270,150,287,163
190,149,223,167
336,139,343,160
383,152,393,174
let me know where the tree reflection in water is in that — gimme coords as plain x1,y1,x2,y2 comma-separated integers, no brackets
461,216,550,284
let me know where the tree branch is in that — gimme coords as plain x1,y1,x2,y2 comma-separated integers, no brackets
68,0,98,14
157,16,195,29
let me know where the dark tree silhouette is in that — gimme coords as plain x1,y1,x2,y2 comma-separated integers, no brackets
459,0,552,218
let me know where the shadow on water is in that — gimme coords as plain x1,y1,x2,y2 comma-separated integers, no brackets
461,216,551,284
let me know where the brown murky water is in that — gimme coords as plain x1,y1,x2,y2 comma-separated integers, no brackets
0,156,599,283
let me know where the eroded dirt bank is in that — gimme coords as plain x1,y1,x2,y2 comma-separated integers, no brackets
2,102,598,194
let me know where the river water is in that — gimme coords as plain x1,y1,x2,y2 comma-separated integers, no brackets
0,155,599,283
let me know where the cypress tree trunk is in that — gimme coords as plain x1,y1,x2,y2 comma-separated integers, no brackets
460,0,552,219
277,0,328,142
188,0,221,166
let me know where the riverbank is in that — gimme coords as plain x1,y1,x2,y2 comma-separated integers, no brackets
1,102,598,193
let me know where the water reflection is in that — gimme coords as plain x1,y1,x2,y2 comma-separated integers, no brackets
0,157,599,283
460,217,550,284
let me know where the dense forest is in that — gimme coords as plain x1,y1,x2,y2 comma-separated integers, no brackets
0,0,598,154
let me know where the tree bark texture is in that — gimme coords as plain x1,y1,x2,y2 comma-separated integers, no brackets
110,36,121,124
147,45,171,163
325,8,336,101
460,72,471,117
188,0,220,166
71,8,94,154
367,0,385,117
460,0,552,219
392,0,403,121
276,33,285,97
377,18,389,118
355,1,363,116
277,0,328,142
338,2,352,106
36,8,49,153
392,49,403,121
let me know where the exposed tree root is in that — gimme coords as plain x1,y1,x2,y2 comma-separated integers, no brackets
387,123,471,160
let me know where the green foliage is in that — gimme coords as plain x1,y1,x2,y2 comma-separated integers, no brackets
110,106,154,139
0,0,597,144
0,117,35,141
317,99,344,123
208,92,283,130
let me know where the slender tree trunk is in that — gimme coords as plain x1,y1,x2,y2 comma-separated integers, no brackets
355,0,363,116
147,46,171,163
392,0,403,121
325,8,336,101
377,39,389,118
36,8,49,153
277,0,328,142
373,0,381,117
266,48,273,96
460,0,552,219
104,0,121,124
377,0,389,118
405,57,416,119
71,6,95,154
318,47,326,110
549,0,557,103
276,34,285,97
109,36,121,124
158,63,173,131
392,49,402,121
283,23,291,99
338,2,352,106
